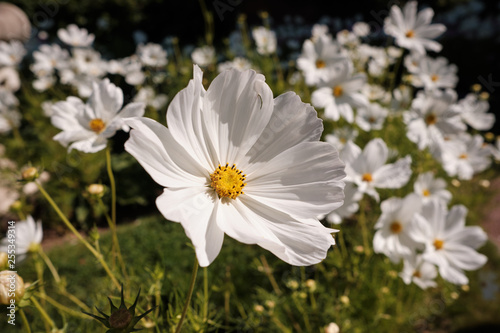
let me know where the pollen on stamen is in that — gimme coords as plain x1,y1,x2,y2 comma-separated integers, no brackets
210,163,247,199
89,118,106,133
362,173,373,182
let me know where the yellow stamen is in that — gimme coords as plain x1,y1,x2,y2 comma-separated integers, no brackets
433,239,444,250
459,153,468,159
362,173,373,182
315,59,326,68
390,221,402,234
422,189,430,197
413,270,421,278
406,30,415,38
89,118,106,133
431,74,439,82
333,85,343,97
210,163,247,199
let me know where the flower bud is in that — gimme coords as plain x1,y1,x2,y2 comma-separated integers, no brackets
87,184,105,198
21,167,39,182
0,270,25,304
325,322,340,333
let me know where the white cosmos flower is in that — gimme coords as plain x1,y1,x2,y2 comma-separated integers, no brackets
57,24,95,48
341,139,412,201
124,66,346,267
252,27,277,55
413,171,452,204
296,34,347,86
399,254,438,289
453,93,495,131
0,216,42,262
411,199,488,285
191,45,215,67
384,1,446,54
217,57,252,73
409,56,458,91
0,66,21,92
51,79,145,153
137,43,168,67
404,89,466,150
438,133,492,180
325,127,358,152
373,194,423,262
311,60,368,123
355,102,388,132
0,40,26,66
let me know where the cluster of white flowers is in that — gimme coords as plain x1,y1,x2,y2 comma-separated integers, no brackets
293,1,492,288
0,40,25,134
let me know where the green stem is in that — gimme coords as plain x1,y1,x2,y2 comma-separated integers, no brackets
260,255,282,295
35,292,89,319
203,266,209,326
19,308,31,333
31,297,56,330
174,258,199,333
35,181,121,289
358,199,371,257
37,247,60,283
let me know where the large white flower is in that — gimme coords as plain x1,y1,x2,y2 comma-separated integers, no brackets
408,56,458,91
384,1,446,54
0,216,42,262
124,66,346,267
51,79,145,153
411,199,488,285
453,93,495,131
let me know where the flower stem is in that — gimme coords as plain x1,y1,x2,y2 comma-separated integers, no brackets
203,266,209,326
31,296,56,330
35,181,121,289
35,292,90,318
175,258,199,333
19,308,31,333
37,247,61,284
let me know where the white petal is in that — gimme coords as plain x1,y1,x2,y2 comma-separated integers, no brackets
124,117,208,188
156,187,223,267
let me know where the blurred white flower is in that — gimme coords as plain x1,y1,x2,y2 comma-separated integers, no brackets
409,56,458,91
191,45,215,67
384,1,446,54
325,126,358,152
217,57,252,73
355,102,388,131
297,34,346,86
51,79,145,153
341,138,412,201
137,43,168,67
413,171,452,204
133,86,168,110
57,24,95,47
411,199,488,285
31,44,70,76
0,40,26,66
325,182,362,224
311,60,368,123
352,22,370,37
399,254,438,289
373,194,423,262
453,93,495,131
0,66,20,92
124,65,345,267
252,26,277,55
404,89,466,150
0,216,42,262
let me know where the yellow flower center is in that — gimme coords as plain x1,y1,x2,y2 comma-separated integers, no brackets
459,153,468,159
431,74,439,82
89,118,106,133
390,221,402,234
315,59,326,68
422,189,431,197
210,163,247,199
333,85,343,97
433,239,444,250
412,270,421,278
405,30,415,38
425,113,437,125
362,173,373,182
